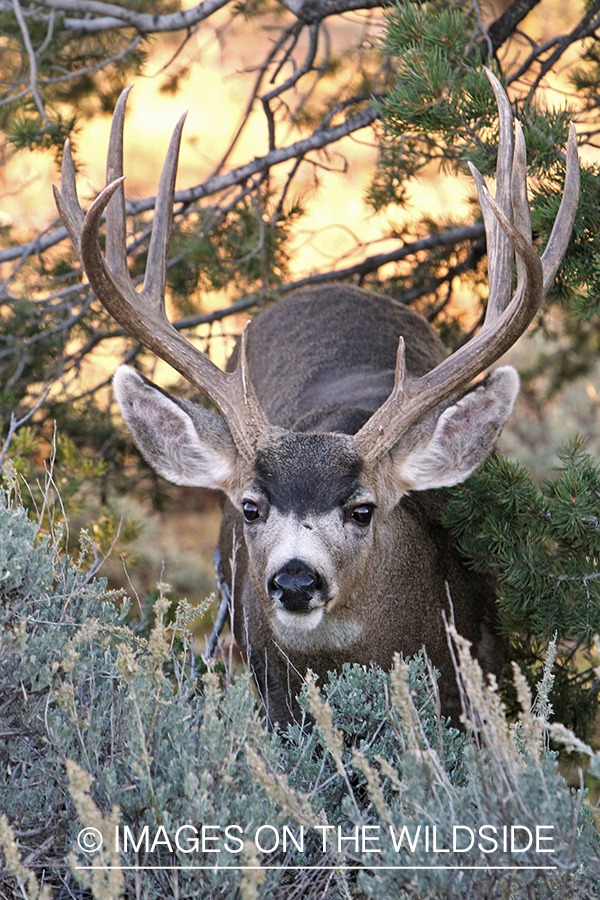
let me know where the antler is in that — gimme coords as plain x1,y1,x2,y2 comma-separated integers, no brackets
354,69,580,464
53,86,270,459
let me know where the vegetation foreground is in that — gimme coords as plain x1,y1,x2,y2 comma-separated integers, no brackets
0,464,599,900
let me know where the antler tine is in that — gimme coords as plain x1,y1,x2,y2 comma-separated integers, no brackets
53,139,85,256
354,72,579,464
509,119,531,296
142,109,187,299
54,87,270,459
541,121,580,292
484,67,514,321
104,84,133,289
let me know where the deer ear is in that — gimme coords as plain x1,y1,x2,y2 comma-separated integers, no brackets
113,366,239,491
388,366,519,492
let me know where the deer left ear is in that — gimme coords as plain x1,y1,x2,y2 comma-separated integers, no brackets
387,366,519,493
113,366,239,492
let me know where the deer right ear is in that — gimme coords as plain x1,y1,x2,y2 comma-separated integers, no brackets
113,366,239,491
385,366,519,495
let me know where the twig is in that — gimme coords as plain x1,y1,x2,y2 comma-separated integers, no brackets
37,34,142,85
33,0,232,35
0,102,379,264
477,0,544,60
11,0,50,124
0,390,50,472
525,0,600,99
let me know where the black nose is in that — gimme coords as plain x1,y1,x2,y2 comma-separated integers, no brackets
269,559,321,612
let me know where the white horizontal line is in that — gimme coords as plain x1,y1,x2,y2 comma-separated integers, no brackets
75,865,558,871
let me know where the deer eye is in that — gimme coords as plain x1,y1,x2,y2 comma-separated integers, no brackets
242,501,263,523
350,504,374,526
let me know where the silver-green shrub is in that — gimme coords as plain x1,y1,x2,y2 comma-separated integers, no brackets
1,479,599,900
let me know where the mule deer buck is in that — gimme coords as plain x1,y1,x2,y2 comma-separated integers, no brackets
54,70,579,726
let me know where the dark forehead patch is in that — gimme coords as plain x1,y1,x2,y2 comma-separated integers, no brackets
253,433,364,515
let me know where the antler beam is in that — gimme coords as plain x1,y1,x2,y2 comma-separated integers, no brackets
54,71,579,467
353,68,580,463
53,87,270,459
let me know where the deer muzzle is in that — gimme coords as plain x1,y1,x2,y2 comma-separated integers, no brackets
268,559,327,612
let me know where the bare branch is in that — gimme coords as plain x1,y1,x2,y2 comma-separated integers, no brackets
478,0,544,59
11,0,50,123
210,21,303,176
276,223,486,293
0,389,50,471
279,0,393,24
517,0,600,95
38,34,143,85
262,22,320,106
28,0,394,34
0,101,379,264
33,0,233,34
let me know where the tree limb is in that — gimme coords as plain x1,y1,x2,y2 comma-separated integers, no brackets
0,103,379,263
32,0,233,34
479,0,544,59
11,0,50,123
279,0,393,24
30,0,393,34
527,0,600,94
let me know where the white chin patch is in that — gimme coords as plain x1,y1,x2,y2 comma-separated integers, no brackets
271,605,364,653
275,608,325,632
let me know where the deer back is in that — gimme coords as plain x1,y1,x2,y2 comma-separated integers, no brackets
231,284,447,433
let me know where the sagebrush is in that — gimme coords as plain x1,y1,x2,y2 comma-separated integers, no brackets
1,470,599,900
